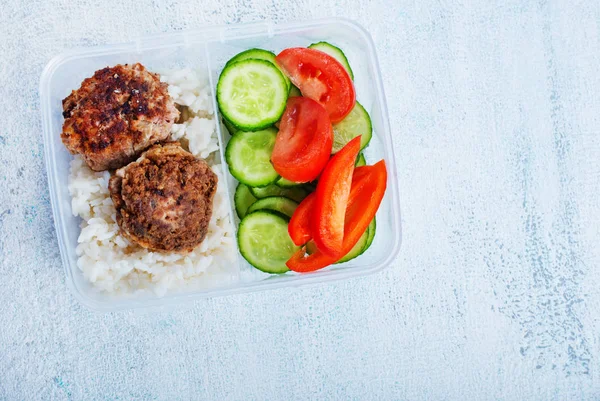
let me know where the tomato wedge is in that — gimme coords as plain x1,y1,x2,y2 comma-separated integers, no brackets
312,136,362,257
276,48,356,123
271,97,333,183
288,192,316,246
287,160,388,273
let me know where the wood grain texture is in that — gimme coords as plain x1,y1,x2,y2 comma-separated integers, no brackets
1,0,599,399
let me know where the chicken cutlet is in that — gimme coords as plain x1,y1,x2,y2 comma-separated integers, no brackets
62,63,179,171
109,142,218,253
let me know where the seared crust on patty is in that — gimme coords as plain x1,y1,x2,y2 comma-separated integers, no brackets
62,63,179,171
109,142,218,253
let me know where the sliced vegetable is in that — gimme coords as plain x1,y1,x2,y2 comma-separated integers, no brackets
271,97,333,183
287,160,387,272
276,48,355,123
308,42,354,80
288,192,316,246
355,153,367,167
217,59,288,131
276,177,302,188
312,136,362,257
338,217,375,263
218,43,386,275
332,102,372,153
346,165,374,205
246,196,298,218
342,160,387,256
289,84,302,97
238,211,299,274
337,228,368,263
303,182,318,193
249,184,308,203
225,48,291,91
363,218,377,252
225,128,279,187
286,240,335,273
350,164,371,182
234,183,257,219
222,116,238,135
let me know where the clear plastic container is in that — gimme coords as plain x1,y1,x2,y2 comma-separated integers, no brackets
40,18,402,312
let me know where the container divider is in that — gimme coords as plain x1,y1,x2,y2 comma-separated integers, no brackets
204,42,244,277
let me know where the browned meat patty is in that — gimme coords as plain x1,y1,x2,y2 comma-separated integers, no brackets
109,142,218,253
62,63,179,171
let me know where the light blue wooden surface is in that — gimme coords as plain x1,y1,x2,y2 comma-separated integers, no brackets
1,1,599,399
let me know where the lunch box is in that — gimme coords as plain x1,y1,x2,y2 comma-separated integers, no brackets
40,18,402,311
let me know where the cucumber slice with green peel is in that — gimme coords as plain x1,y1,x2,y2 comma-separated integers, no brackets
238,210,299,274
337,218,376,263
276,176,302,188
250,184,308,203
332,102,372,153
234,183,257,219
305,241,318,254
289,84,302,97
363,218,377,252
337,228,369,264
303,182,317,193
225,128,279,187
222,116,238,135
225,48,291,92
246,196,299,218
308,41,354,80
217,59,288,131
355,153,367,167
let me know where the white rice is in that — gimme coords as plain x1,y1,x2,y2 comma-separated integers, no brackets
68,68,239,297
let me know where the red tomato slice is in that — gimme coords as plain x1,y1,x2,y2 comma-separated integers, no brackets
312,136,362,257
271,97,333,183
287,160,388,273
276,48,356,123
288,192,316,246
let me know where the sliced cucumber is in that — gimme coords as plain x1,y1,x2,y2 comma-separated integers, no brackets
303,182,317,193
355,153,367,167
289,84,302,97
238,210,299,274
225,128,279,187
249,184,308,203
222,116,238,135
217,59,288,131
363,218,376,252
337,218,376,263
246,196,299,218
234,183,257,219
305,241,318,254
332,102,372,153
337,228,369,264
309,41,354,80
225,48,291,92
276,176,302,188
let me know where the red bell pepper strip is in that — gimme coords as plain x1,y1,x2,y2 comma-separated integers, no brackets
288,192,316,246
287,166,369,248
287,168,369,248
312,136,362,257
287,160,388,272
